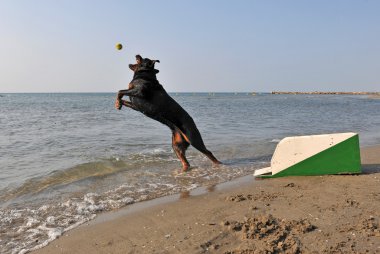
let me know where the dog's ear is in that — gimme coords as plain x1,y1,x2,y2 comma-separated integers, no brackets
136,55,143,64
148,60,160,68
150,60,160,68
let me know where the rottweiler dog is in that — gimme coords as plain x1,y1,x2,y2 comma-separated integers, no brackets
115,55,221,171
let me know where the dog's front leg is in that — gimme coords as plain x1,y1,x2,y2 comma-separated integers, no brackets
117,87,144,99
115,97,138,111
121,100,138,111
115,87,143,110
115,95,123,110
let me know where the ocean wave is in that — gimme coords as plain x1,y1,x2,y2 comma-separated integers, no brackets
0,157,263,254
0,148,177,203
1,182,169,254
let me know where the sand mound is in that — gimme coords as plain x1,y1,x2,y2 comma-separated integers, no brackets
223,214,315,254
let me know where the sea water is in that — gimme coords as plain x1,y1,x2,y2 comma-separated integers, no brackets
0,93,379,253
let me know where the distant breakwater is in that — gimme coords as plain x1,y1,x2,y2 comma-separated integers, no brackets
271,91,380,95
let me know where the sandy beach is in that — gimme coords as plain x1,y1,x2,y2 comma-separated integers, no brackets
33,145,380,254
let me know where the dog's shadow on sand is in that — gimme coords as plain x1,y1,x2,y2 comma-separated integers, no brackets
361,164,380,174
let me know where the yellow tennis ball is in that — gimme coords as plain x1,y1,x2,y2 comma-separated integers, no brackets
116,43,123,50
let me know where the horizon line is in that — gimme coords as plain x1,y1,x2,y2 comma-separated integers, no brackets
1,91,379,94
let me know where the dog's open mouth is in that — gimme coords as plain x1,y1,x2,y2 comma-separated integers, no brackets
129,55,160,72
129,63,138,71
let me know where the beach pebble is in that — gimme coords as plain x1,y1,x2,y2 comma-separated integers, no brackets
211,244,220,250
221,220,230,226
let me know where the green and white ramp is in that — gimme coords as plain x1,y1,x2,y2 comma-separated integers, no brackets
254,132,361,178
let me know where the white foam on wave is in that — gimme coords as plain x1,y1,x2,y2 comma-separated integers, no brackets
140,147,169,155
187,183,199,191
152,148,166,154
0,189,137,254
1,157,260,254
0,179,187,254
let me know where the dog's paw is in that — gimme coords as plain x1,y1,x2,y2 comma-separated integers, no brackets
115,99,122,110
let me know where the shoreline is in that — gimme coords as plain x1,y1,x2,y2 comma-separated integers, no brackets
91,174,256,226
32,144,380,254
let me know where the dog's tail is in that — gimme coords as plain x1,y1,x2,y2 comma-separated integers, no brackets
149,113,221,164
178,120,221,164
180,125,207,152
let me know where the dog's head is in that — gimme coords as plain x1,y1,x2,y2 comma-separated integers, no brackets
129,55,160,74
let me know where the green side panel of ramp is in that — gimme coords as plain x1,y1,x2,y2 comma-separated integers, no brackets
261,134,361,178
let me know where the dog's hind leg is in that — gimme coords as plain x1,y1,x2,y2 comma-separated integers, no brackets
180,129,222,166
172,130,190,171
199,148,221,166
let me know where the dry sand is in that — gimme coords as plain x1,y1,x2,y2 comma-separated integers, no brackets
33,145,380,254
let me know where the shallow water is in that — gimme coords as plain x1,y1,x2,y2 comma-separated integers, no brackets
1,93,379,253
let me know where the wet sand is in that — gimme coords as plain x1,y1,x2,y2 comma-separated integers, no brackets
33,145,380,254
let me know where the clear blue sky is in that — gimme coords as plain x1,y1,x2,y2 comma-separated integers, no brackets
0,0,379,92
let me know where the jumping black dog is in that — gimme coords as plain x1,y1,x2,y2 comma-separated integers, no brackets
115,55,221,171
